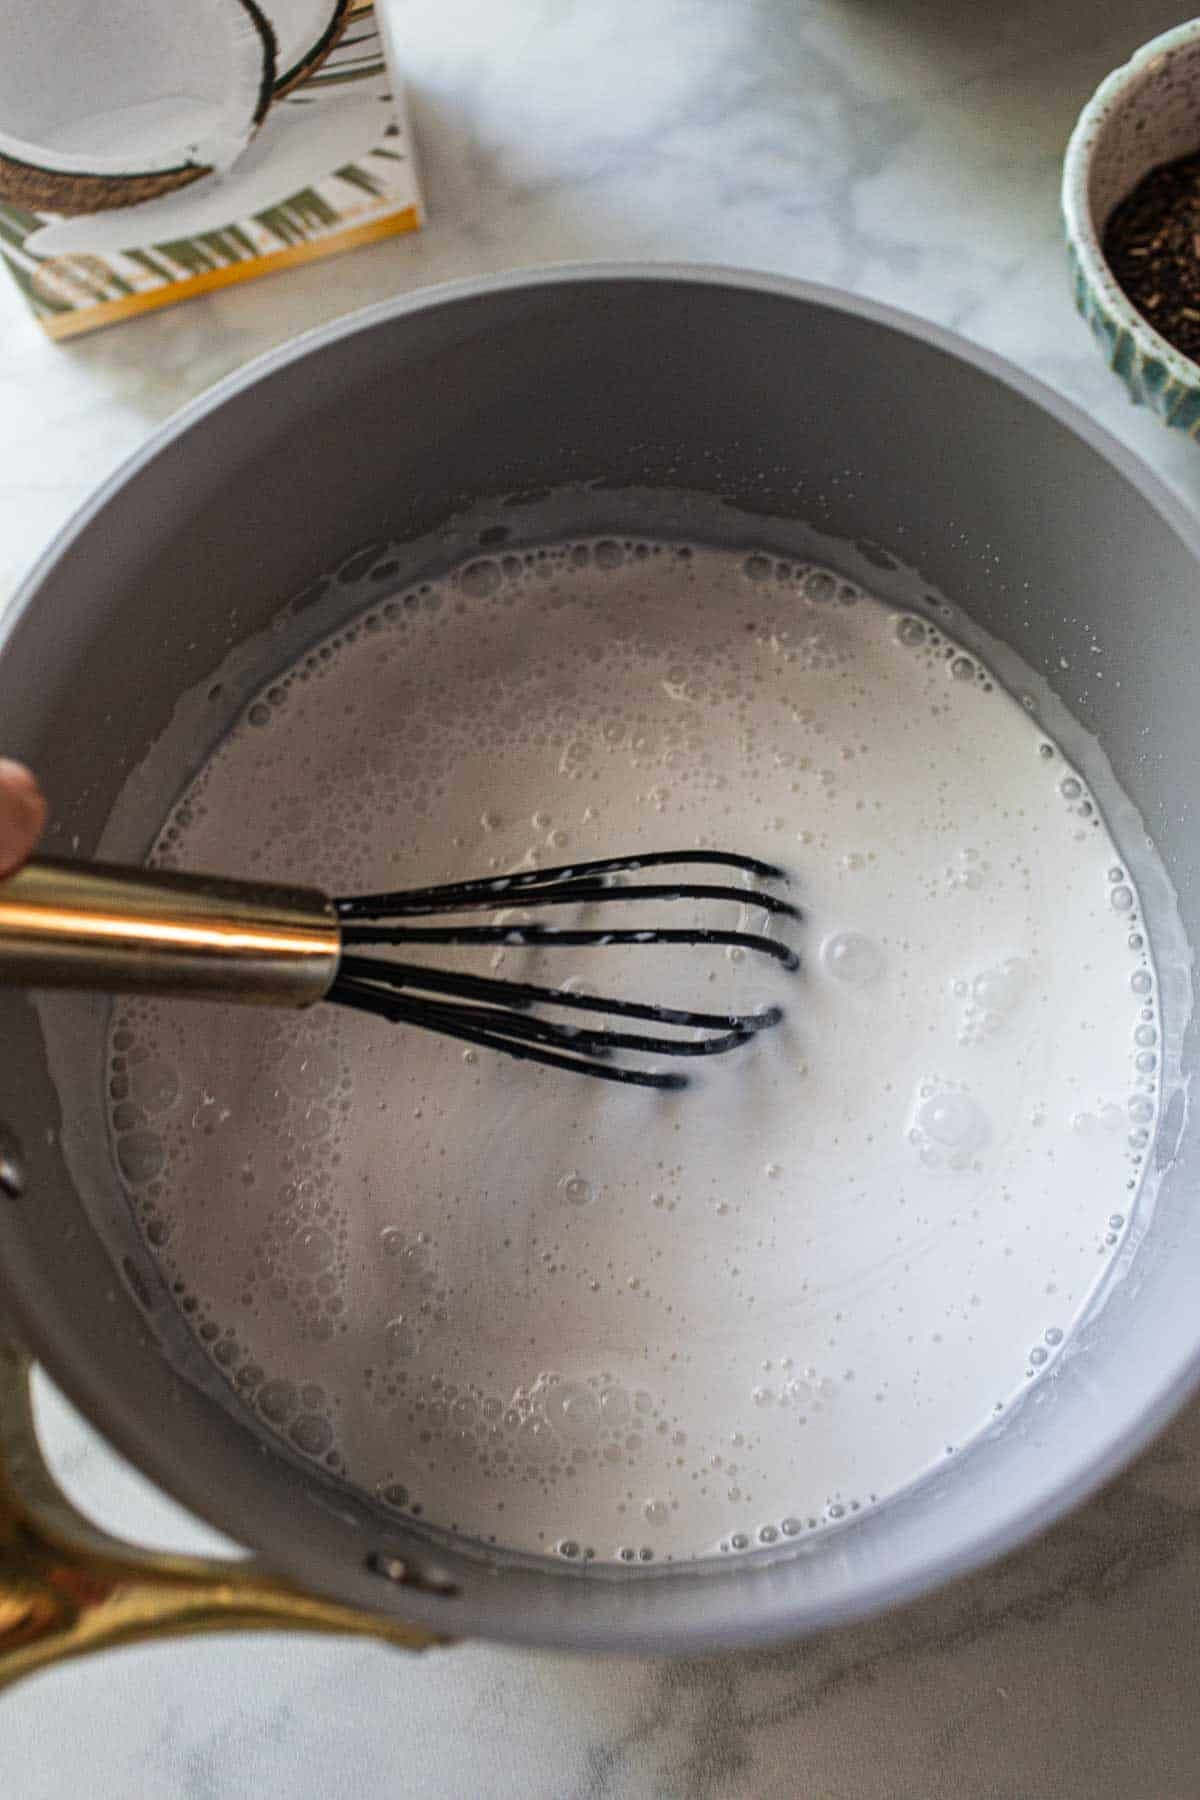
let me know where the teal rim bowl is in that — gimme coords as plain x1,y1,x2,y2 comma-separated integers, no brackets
1063,18,1200,435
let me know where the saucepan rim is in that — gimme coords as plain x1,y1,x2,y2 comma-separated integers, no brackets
4,263,1200,1652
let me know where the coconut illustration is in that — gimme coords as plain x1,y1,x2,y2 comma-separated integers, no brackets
266,0,354,98
25,92,398,259
0,0,277,215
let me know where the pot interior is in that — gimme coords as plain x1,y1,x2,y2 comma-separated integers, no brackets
1,272,1198,1651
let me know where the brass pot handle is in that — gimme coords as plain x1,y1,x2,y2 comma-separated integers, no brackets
0,1335,445,1692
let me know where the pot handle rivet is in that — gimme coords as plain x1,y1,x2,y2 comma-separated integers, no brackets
0,1122,24,1199
368,1550,459,1597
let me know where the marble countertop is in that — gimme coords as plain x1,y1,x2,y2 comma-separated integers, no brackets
4,2,1200,1793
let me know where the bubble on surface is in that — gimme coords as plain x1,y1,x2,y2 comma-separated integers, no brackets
258,1379,298,1424
290,1412,334,1456
970,959,1027,1018
894,615,927,648
459,559,502,598
955,956,1029,1045
117,1129,165,1185
909,1085,990,1167
820,930,884,986
128,1059,180,1115
545,1382,602,1443
600,1385,631,1425
291,1226,335,1275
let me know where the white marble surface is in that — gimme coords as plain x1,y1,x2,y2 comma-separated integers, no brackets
4,2,1200,1793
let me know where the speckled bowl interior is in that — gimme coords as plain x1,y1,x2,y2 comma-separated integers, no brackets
1087,39,1200,217
1064,21,1200,431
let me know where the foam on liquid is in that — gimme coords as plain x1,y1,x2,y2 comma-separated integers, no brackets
105,540,1164,1564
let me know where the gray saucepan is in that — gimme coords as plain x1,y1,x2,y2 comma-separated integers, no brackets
1,267,1198,1681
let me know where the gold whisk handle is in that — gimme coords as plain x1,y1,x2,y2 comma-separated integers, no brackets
0,859,340,1006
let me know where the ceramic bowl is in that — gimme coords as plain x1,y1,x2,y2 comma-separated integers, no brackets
1063,18,1200,434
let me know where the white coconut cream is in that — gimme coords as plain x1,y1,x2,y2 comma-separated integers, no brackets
105,539,1167,1564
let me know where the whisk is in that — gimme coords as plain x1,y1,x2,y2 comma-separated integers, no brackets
0,850,798,1090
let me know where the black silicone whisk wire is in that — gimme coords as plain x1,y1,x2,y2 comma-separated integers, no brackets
328,851,798,1090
